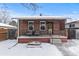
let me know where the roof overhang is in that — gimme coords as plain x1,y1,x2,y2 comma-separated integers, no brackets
12,16,69,20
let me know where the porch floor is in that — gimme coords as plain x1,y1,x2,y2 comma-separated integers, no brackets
18,35,67,38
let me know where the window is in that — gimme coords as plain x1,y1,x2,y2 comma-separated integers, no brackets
40,21,46,31
69,24,75,28
28,21,34,31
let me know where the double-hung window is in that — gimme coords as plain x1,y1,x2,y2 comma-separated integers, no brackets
40,21,46,31
28,21,34,31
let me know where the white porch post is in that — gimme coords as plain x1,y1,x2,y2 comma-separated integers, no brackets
18,20,20,37
17,19,19,42
17,19,19,40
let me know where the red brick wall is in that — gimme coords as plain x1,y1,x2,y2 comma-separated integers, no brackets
34,20,40,32
19,20,28,35
19,20,66,36
19,20,48,35
60,20,65,30
53,20,66,36
18,38,50,43
53,21,60,34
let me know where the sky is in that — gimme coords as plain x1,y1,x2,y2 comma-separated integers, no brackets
0,3,79,22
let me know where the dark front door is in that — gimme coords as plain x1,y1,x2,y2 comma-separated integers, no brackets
47,22,53,34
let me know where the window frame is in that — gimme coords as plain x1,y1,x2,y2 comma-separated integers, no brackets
40,21,46,31
69,23,75,28
28,21,34,31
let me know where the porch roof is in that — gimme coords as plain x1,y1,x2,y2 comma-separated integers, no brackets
12,16,68,20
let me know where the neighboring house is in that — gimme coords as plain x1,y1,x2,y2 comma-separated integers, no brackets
9,21,17,27
0,23,17,40
65,20,79,39
15,16,68,43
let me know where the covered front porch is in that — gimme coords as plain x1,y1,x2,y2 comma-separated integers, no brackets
17,16,68,43
19,20,66,36
18,20,67,43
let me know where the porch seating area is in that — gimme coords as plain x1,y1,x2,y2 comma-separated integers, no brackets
24,31,40,36
17,16,68,43
20,29,67,37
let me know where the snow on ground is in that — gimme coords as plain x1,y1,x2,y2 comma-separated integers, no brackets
67,39,79,56
1,39,79,56
61,39,79,56
68,46,79,56
0,40,63,56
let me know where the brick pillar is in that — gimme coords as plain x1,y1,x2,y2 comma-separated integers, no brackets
53,21,60,35
19,20,28,35
34,20,40,32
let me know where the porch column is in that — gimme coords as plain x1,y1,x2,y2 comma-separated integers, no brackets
18,20,19,37
19,20,28,36
34,20,40,32
53,21,60,35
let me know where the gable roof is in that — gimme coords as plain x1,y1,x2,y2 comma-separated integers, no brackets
66,20,79,24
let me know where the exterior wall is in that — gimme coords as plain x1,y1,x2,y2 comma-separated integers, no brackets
18,37,67,43
76,29,79,39
0,28,8,40
65,24,70,28
19,20,66,36
18,38,50,43
65,22,79,28
8,29,17,39
19,20,48,35
19,20,28,36
75,23,79,28
53,20,66,36
53,21,60,34
34,20,40,33
65,22,79,39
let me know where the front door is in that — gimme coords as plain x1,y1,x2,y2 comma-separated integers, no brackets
47,22,53,34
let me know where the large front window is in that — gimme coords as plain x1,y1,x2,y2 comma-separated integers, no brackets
28,21,34,31
40,21,46,31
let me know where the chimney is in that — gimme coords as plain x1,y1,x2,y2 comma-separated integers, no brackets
40,13,42,16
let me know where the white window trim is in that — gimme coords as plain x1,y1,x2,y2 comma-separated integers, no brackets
40,21,46,31
28,21,34,31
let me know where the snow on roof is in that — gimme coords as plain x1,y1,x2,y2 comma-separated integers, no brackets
0,23,17,29
12,16,68,20
66,20,79,24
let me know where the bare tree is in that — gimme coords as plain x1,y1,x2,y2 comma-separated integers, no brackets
20,3,39,11
0,4,11,23
0,3,39,24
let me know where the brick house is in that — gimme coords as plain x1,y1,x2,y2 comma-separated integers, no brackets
16,16,68,43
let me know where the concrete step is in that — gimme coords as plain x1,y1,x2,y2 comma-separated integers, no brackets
50,39,62,43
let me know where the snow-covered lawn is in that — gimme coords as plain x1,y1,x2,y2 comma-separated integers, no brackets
0,40,63,56
61,39,79,56
66,40,79,56
1,39,79,56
